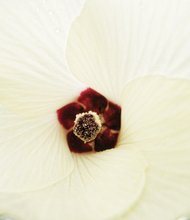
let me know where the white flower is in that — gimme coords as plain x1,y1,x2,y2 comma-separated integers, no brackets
0,0,190,220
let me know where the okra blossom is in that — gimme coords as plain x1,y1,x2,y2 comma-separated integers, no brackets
0,0,190,220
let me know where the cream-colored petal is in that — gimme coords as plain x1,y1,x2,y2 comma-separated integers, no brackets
0,106,73,192
119,76,190,220
0,148,147,220
0,0,86,193
0,0,86,117
67,0,190,102
122,158,190,220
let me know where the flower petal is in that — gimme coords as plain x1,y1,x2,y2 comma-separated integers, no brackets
95,128,119,152
124,152,190,220
67,131,92,153
0,148,147,220
103,102,121,130
78,88,108,114
66,0,190,101
0,106,73,192
120,76,190,219
57,102,85,130
0,0,86,117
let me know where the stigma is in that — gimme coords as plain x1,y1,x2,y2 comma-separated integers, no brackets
73,111,102,143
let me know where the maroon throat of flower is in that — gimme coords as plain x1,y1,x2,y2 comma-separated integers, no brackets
57,88,121,153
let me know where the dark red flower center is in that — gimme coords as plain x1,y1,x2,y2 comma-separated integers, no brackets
57,88,121,153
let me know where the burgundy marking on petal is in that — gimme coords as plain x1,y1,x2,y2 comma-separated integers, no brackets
67,131,93,153
103,102,121,130
57,102,84,129
78,88,108,114
57,88,121,154
94,128,119,152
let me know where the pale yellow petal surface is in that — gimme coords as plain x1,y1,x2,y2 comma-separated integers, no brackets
0,0,86,117
119,76,190,220
0,106,73,192
67,0,190,102
0,149,147,220
0,0,86,192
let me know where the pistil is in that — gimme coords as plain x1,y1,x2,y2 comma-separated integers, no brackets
73,111,102,143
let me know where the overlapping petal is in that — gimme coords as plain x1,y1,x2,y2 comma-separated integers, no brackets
0,0,86,117
66,0,190,101
0,106,74,192
0,0,86,191
119,76,190,219
0,148,147,220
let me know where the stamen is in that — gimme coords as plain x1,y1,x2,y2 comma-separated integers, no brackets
73,111,102,143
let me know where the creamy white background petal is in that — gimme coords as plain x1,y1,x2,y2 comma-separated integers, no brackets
0,106,73,192
0,0,86,116
119,76,190,220
67,0,190,101
0,0,86,191
0,149,147,220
